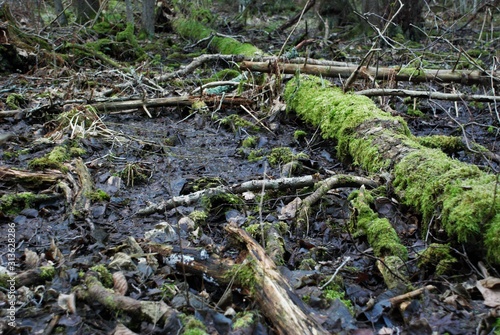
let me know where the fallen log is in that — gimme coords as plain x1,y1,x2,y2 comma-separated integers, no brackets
240,61,500,86
225,224,331,335
283,75,500,264
91,95,252,113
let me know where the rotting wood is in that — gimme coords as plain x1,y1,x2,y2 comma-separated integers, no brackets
71,158,93,216
283,74,500,264
240,61,500,85
75,273,180,332
0,166,65,188
225,224,331,335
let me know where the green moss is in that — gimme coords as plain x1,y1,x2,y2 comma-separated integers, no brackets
225,258,258,294
321,281,353,314
248,149,265,162
377,256,407,290
40,265,55,280
233,311,255,329
90,264,113,288
220,114,259,132
418,243,457,275
244,223,261,237
86,189,110,202
188,210,208,223
116,23,145,57
160,282,177,300
0,192,41,215
284,75,410,172
293,130,307,140
298,258,317,270
6,93,25,109
350,190,408,260
210,69,241,81
183,316,208,335
397,66,425,78
29,146,70,172
406,107,424,117
172,17,261,57
69,146,86,157
267,147,308,167
241,136,257,148
201,192,242,212
417,135,464,152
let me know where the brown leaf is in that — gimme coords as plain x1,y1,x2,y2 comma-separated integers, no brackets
57,293,76,314
113,271,128,296
477,276,500,308
24,248,39,269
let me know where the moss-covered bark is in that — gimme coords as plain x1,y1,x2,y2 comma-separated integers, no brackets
284,75,500,264
171,17,262,57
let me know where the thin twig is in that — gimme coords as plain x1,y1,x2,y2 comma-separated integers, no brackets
320,256,351,290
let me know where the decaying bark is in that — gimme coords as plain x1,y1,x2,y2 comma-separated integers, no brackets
225,225,330,335
0,167,65,189
240,61,500,86
71,158,93,215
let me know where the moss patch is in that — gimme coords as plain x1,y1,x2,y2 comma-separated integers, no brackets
350,189,408,260
417,135,464,152
394,149,500,263
172,17,262,57
418,243,457,275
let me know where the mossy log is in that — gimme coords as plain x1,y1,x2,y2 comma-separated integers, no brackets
171,17,262,57
283,75,500,264
241,61,500,86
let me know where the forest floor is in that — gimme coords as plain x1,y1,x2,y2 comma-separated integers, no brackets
0,1,499,335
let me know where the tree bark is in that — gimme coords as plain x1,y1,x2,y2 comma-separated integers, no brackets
53,0,67,26
142,0,155,38
73,0,100,24
125,0,134,25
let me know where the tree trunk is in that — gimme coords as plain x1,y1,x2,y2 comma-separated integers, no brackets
283,74,500,265
125,0,134,25
53,0,67,26
74,0,100,24
142,0,155,38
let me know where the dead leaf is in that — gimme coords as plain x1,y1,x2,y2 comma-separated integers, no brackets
24,248,39,269
279,197,302,220
58,293,76,314
477,276,500,307
113,272,128,296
